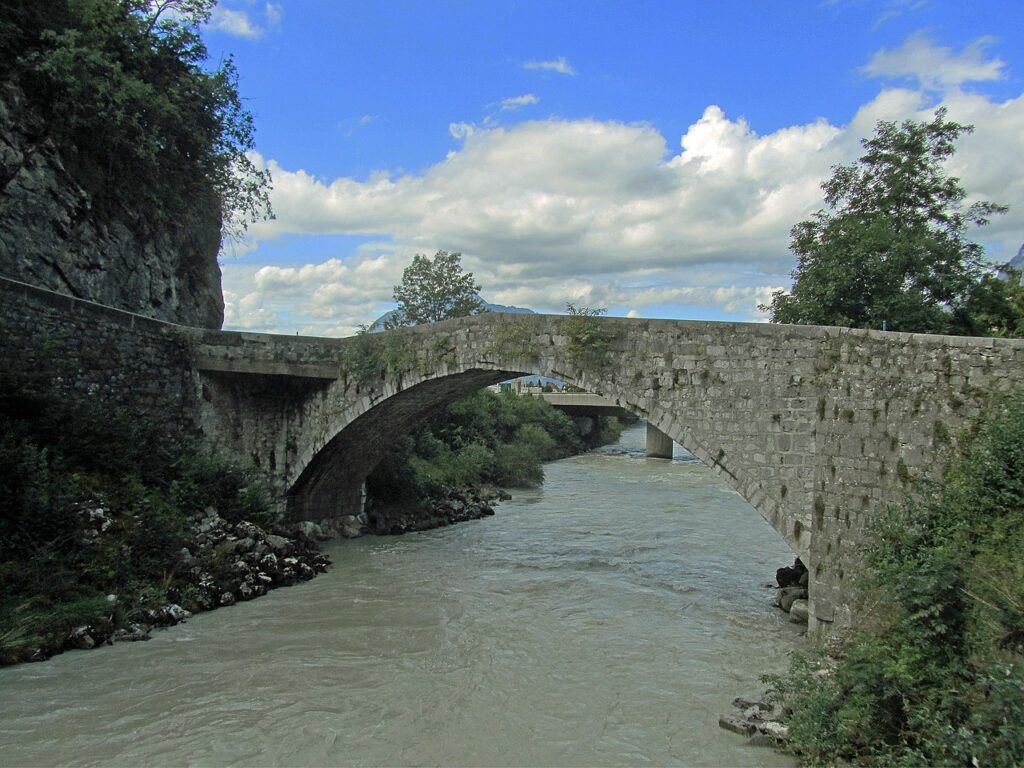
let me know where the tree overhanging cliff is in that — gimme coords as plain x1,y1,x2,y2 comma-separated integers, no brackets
0,0,272,327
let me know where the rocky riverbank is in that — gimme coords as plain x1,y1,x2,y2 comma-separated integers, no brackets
718,558,810,749
364,485,510,536
718,693,790,745
8,484,511,665
13,507,330,663
772,557,809,624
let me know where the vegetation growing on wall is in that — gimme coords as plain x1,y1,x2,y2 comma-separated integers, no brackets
1,0,272,236
341,326,421,386
490,314,539,362
564,304,618,371
0,376,274,664
767,391,1024,766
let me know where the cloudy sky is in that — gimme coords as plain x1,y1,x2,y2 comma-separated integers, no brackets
202,1,1024,336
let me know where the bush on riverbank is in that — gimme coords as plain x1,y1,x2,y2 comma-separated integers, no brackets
366,388,625,506
767,392,1024,766
0,379,314,664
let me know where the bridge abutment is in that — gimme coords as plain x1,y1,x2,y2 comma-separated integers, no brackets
645,422,674,459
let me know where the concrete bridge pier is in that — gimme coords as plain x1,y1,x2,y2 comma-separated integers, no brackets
645,422,674,459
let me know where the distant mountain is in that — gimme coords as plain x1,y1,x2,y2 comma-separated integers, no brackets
367,299,535,332
1010,242,1024,271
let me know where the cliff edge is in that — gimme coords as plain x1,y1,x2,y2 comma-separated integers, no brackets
0,83,224,328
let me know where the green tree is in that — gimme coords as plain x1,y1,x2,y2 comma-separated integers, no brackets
388,250,485,327
2,0,272,237
961,267,1024,338
764,109,1008,334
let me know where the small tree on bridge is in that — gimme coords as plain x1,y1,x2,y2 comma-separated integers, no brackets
388,251,486,327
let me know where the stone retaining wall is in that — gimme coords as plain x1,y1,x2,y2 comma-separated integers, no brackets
0,276,199,433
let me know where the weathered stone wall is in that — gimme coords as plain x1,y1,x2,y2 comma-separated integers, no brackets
193,313,1024,634
4,274,1022,635
0,83,224,329
0,276,200,432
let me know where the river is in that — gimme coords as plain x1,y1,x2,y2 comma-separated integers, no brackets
0,424,800,767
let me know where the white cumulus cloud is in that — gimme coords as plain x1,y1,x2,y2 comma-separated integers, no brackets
224,35,1024,335
208,2,282,39
209,7,263,38
499,94,540,111
524,56,576,76
862,32,1006,90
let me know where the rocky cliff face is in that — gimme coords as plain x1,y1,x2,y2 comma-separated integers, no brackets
0,84,224,328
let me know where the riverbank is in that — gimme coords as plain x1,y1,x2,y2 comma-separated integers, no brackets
0,423,799,767
0,375,333,666
1,503,329,665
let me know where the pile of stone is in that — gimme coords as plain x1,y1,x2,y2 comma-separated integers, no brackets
170,507,331,610
292,513,367,541
775,557,809,624
366,485,507,535
64,507,330,652
718,694,789,744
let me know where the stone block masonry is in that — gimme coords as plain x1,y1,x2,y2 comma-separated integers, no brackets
193,312,1024,634
4,274,1024,635
0,276,200,434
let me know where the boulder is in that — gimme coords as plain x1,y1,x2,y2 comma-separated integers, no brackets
264,534,293,555
789,599,809,623
775,557,807,588
112,624,151,643
779,586,808,612
296,521,326,540
718,715,756,736
67,626,96,650
760,721,789,739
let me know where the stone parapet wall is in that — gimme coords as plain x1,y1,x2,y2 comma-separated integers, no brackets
0,276,200,433
195,313,1024,633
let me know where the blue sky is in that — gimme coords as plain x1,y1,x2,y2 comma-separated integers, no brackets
201,1,1024,335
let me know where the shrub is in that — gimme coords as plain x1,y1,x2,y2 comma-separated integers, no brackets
564,304,618,372
770,391,1024,767
365,386,593,504
0,377,274,664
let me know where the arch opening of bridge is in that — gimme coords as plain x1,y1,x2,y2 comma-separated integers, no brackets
288,366,733,528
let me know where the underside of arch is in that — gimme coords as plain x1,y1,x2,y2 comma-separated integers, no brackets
286,367,525,520
285,362,801,560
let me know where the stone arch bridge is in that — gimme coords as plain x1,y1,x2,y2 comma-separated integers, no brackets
192,311,1024,633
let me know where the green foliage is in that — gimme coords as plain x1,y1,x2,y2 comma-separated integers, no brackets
2,0,272,237
388,250,486,327
366,388,587,506
380,328,418,374
961,267,1024,338
772,392,1024,766
342,326,421,386
491,315,538,361
564,304,617,371
765,109,1011,335
341,325,384,385
0,378,273,664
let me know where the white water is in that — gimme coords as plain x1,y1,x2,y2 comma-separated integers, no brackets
0,425,800,766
